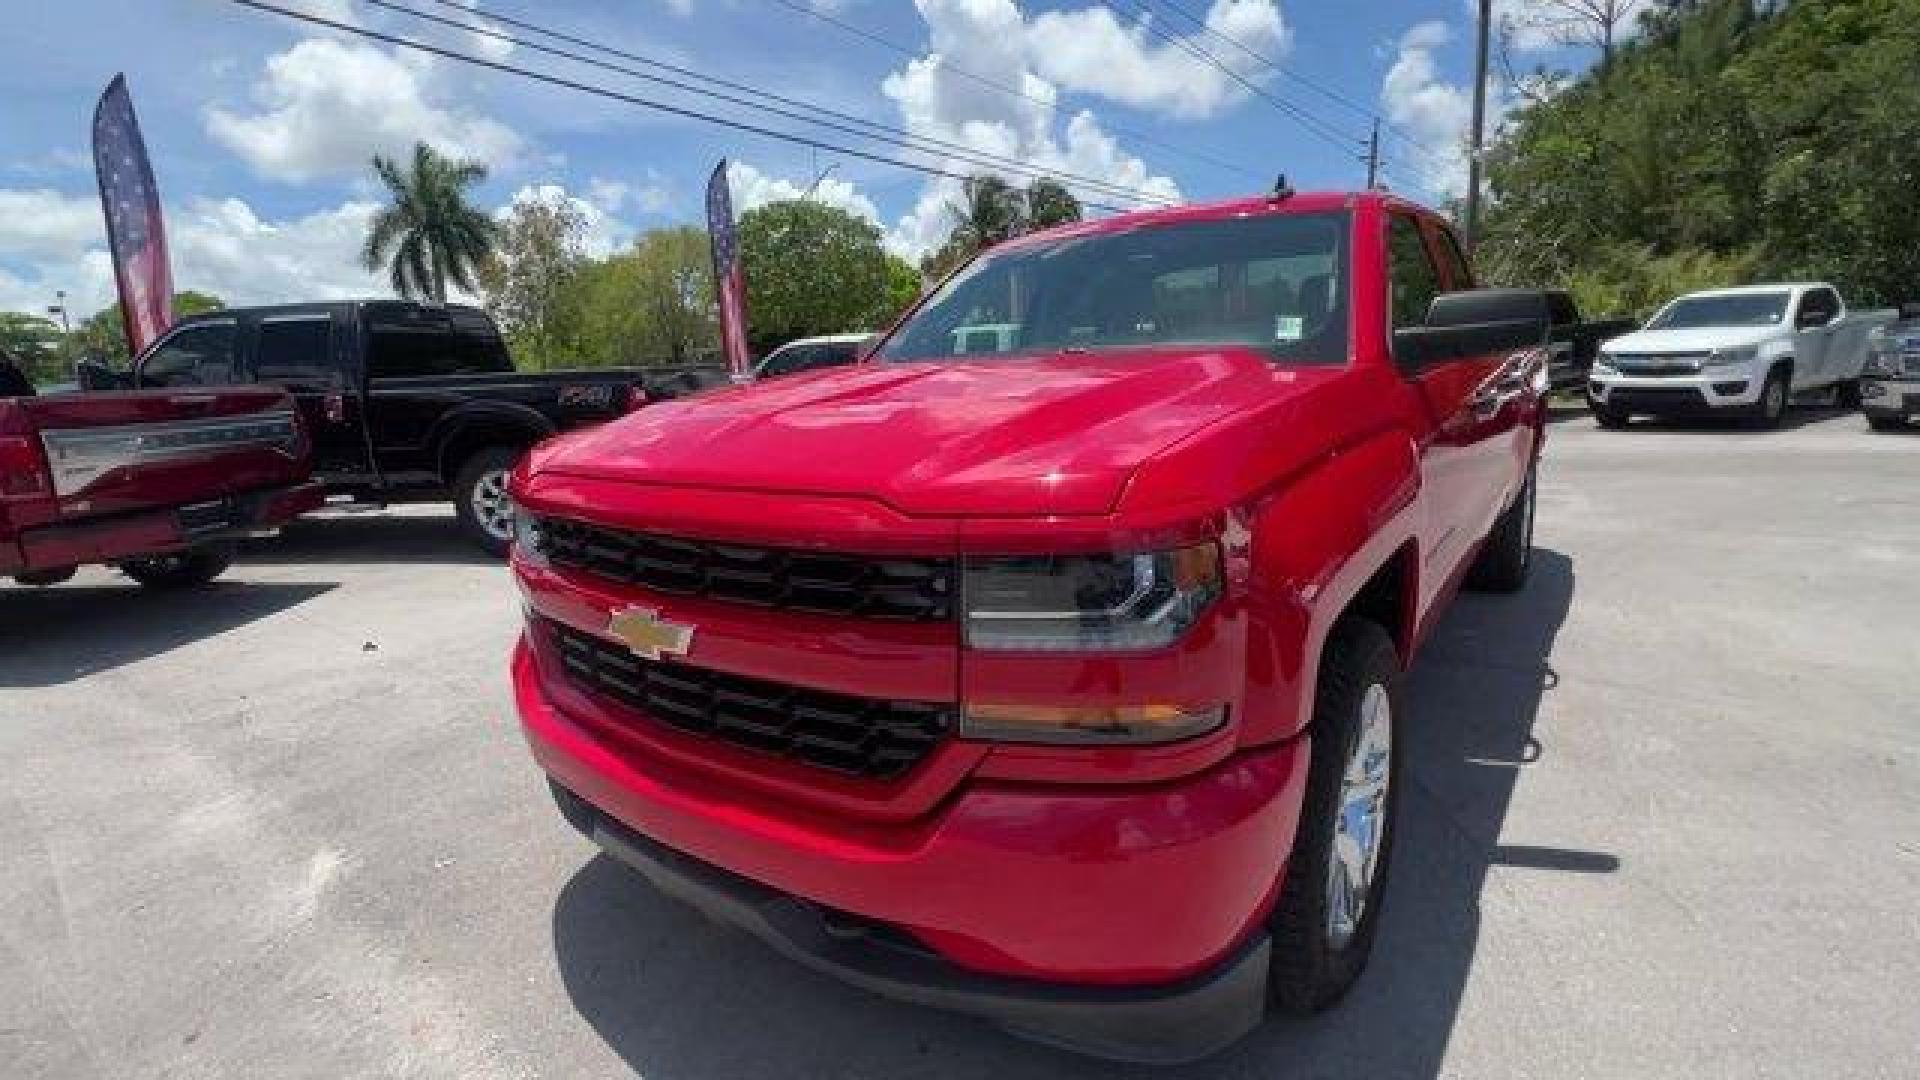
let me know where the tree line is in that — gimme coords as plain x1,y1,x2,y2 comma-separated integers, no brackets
1479,0,1920,317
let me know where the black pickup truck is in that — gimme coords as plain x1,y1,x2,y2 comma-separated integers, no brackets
117,301,720,553
1544,290,1637,392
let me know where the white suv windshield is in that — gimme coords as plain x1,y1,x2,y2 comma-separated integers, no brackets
877,211,1351,365
1648,292,1790,329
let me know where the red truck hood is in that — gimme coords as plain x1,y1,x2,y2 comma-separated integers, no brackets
535,350,1332,516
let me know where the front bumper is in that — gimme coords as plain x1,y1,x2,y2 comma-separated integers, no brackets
5,480,324,576
514,637,1307,1060
1861,378,1920,418
1588,369,1759,413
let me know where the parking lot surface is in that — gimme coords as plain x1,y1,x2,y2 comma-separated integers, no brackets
5,406,1918,1079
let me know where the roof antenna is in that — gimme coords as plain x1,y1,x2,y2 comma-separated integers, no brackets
1272,174,1295,201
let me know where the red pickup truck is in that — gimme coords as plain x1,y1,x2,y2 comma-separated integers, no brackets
2,376,322,589
507,190,1549,1061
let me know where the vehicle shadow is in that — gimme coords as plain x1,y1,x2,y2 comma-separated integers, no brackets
237,509,497,567
0,580,335,688
547,549,1581,1079
1578,400,1858,434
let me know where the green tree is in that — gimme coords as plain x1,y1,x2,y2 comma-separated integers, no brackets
1478,0,1920,312
70,291,225,367
482,195,587,370
877,254,923,326
362,141,499,302
922,174,1027,279
738,200,890,348
553,227,717,367
0,312,67,384
1025,177,1082,229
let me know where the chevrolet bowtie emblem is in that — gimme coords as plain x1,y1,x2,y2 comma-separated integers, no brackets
607,607,694,661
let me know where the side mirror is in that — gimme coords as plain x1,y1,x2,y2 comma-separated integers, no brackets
76,360,132,391
1394,288,1550,372
1898,301,1920,320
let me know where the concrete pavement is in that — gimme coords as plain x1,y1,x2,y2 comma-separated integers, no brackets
4,404,1917,1079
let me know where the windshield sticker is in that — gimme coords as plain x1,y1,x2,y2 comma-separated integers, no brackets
1276,316,1305,341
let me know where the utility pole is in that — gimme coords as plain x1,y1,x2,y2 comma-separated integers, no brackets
1464,0,1492,249
1363,117,1381,190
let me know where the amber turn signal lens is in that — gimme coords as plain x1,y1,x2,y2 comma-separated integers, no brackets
961,702,1226,746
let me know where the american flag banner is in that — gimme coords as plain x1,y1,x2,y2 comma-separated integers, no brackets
706,159,752,381
92,74,175,358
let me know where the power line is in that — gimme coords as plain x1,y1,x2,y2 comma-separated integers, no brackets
1099,0,1358,158
227,0,1151,214
1147,0,1442,161
393,0,1177,208
761,0,1261,181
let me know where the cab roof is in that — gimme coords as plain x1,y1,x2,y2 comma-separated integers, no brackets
995,189,1442,254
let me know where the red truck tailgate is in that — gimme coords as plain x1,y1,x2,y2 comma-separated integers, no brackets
1,388,310,531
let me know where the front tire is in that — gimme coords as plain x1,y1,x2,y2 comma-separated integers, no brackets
453,446,524,557
1590,401,1630,429
122,542,234,590
1268,618,1402,1013
1867,414,1907,432
1750,367,1791,429
1466,461,1536,593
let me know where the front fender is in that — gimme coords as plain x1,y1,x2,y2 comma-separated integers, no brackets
1236,428,1421,746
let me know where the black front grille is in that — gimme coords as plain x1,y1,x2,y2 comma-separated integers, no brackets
547,618,953,780
1608,387,1712,412
536,517,954,622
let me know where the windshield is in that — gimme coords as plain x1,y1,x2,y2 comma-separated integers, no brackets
878,211,1350,365
1647,292,1790,330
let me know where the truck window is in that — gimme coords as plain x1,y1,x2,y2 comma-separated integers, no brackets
255,316,341,388
1796,288,1841,327
1432,226,1474,290
1546,292,1579,327
366,307,454,380
449,307,514,374
1387,216,1441,330
142,322,238,387
877,211,1350,366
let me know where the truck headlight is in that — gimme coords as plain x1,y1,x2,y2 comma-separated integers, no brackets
511,504,548,567
1706,346,1757,368
963,543,1222,652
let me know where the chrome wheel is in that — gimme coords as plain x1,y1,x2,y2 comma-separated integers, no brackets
470,468,514,541
1326,682,1393,949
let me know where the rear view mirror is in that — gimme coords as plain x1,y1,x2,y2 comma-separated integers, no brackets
1394,289,1550,371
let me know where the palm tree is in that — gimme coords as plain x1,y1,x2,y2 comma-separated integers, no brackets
1025,177,1083,229
945,174,1026,253
362,142,499,302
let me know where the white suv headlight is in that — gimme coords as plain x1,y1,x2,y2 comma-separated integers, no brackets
1706,346,1758,368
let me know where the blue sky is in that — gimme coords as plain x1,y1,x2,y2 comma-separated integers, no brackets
0,0,1604,321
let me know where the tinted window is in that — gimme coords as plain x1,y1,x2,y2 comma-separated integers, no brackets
1388,215,1441,330
1434,226,1473,290
366,307,454,379
1798,288,1841,325
1648,293,1790,329
450,306,513,373
758,344,816,378
878,212,1350,365
143,323,238,387
255,316,340,387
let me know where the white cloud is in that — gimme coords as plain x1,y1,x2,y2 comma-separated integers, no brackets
726,160,881,225
205,36,521,183
1028,0,1290,118
876,0,1185,259
588,172,672,216
1379,20,1477,200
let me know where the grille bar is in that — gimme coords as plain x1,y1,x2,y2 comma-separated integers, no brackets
535,517,954,622
547,618,953,780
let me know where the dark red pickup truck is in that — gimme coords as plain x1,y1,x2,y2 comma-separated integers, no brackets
507,190,1549,1060
2,382,322,589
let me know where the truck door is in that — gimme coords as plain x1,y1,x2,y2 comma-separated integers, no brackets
1389,213,1512,590
1792,287,1840,387
248,310,374,481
